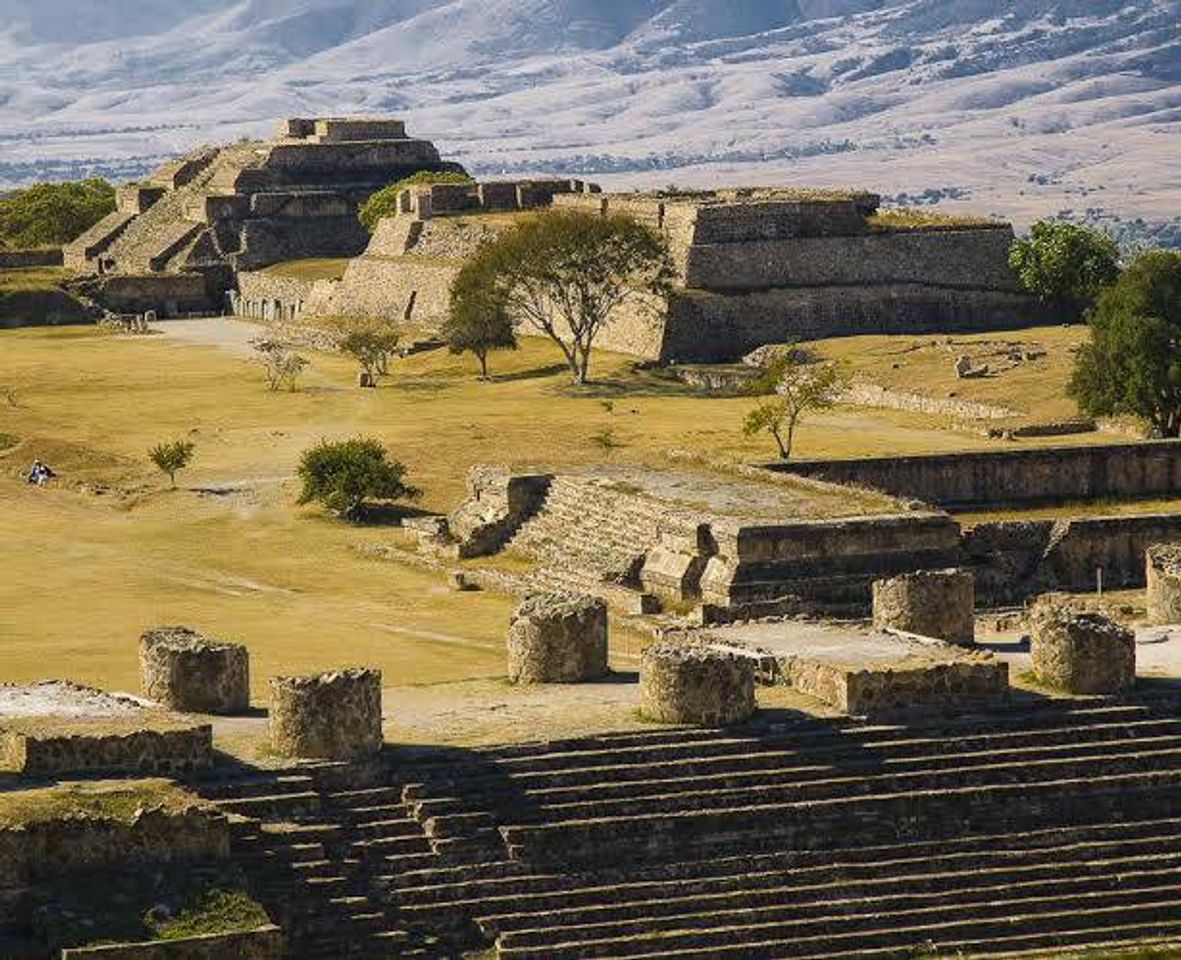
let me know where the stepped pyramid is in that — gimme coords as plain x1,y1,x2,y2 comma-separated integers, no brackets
63,118,463,314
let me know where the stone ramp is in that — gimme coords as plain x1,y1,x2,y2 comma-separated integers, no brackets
190,697,1181,959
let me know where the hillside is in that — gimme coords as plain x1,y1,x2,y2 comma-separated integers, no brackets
0,0,1178,227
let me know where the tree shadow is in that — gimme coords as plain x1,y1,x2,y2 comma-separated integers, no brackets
491,363,570,384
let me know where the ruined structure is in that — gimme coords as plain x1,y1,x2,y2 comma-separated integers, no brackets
1031,611,1136,694
639,641,756,726
872,569,976,646
139,626,250,715
506,593,609,684
267,668,383,759
64,118,461,315
1147,543,1181,624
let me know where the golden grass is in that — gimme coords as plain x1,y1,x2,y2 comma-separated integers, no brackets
0,322,1110,699
0,266,69,292
868,208,1006,231
0,779,203,828
260,258,350,282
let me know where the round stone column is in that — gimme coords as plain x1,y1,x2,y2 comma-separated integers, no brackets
139,626,249,715
872,569,975,646
268,668,383,759
507,593,609,683
1030,611,1135,694
1146,544,1181,625
639,641,756,726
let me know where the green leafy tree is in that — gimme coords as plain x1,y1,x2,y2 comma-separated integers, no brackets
743,353,847,459
148,439,195,488
0,179,116,249
442,267,518,378
452,210,671,384
358,170,474,230
1009,220,1121,310
336,323,401,383
1069,250,1181,437
297,438,421,522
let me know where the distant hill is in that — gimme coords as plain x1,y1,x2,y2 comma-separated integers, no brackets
0,0,1178,227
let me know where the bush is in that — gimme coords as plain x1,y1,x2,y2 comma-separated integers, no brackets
252,339,309,392
148,439,195,488
358,170,474,230
333,320,401,383
1010,219,1121,310
1069,250,1181,436
297,438,420,521
0,179,115,249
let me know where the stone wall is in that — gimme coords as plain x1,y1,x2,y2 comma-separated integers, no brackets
94,275,212,316
0,289,92,328
0,248,63,268
5,724,214,776
60,926,283,960
268,669,383,760
766,441,1181,507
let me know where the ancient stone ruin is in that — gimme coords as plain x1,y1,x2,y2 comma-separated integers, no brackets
639,641,756,726
64,117,462,315
506,593,609,684
267,668,383,759
139,625,250,715
1030,610,1136,694
1146,543,1181,625
872,568,976,646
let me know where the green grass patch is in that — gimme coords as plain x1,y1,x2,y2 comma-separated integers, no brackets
0,779,203,829
0,432,17,453
261,258,350,282
0,266,68,293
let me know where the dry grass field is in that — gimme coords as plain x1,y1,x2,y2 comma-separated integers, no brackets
0,320,1116,700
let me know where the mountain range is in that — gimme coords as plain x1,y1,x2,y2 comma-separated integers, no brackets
1,0,1179,228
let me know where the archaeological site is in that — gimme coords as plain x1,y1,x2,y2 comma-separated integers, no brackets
3,104,1181,960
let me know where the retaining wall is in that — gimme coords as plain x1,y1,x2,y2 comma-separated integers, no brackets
765,441,1181,507
0,248,63,269
60,926,282,960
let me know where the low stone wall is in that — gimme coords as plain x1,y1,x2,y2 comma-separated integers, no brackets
766,441,1181,507
0,248,63,269
639,642,756,726
139,627,249,715
5,723,213,777
95,275,211,316
507,593,609,683
0,289,92,328
268,669,383,759
60,926,283,960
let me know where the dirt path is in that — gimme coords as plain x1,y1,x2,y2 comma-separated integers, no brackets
152,317,264,357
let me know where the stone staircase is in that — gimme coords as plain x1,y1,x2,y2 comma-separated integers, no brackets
187,696,1181,959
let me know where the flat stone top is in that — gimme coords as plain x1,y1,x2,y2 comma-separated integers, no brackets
559,464,903,522
619,187,879,207
698,620,993,671
0,681,147,720
141,625,242,654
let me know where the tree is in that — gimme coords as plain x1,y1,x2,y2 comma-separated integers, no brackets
359,170,474,231
452,210,670,384
297,438,421,522
1069,250,1181,437
335,322,401,384
148,439,195,488
742,353,847,459
442,267,518,378
252,339,309,392
0,178,115,249
1009,220,1121,310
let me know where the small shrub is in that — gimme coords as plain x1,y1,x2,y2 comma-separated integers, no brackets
334,321,401,382
359,170,475,230
252,339,309,392
297,437,420,522
148,439,195,488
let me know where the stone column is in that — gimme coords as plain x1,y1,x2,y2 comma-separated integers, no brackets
1146,544,1181,625
268,668,383,759
639,641,756,726
507,593,608,683
139,626,249,715
1030,611,1135,694
872,569,975,646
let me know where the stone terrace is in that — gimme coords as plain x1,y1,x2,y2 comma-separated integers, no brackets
187,694,1181,959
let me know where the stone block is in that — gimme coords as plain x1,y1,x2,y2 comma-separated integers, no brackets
639,641,755,726
268,668,383,759
1146,543,1181,624
1030,611,1135,694
139,627,250,715
507,593,608,684
872,569,975,646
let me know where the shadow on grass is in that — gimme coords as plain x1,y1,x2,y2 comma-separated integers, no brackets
490,363,570,384
353,503,436,526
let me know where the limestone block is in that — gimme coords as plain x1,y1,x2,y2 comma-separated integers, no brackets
1030,611,1135,694
1146,544,1181,624
639,641,756,726
139,627,250,715
872,569,975,646
268,668,383,759
507,594,608,684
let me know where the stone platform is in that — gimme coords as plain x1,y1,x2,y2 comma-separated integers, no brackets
0,681,212,776
692,620,1009,715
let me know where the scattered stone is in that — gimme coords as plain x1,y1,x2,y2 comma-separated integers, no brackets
139,626,250,715
953,355,973,378
639,641,756,726
268,668,383,759
872,569,975,646
1030,610,1135,694
507,593,608,684
1146,544,1181,625
447,569,475,592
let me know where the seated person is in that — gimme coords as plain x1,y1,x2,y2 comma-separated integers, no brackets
26,460,56,486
